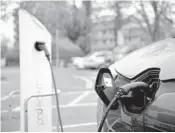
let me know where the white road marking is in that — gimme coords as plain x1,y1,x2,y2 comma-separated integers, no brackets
0,94,20,102
1,110,8,113
14,122,97,132
74,75,94,89
67,91,91,106
55,103,97,108
0,95,10,102
1,90,20,102
1,90,97,113
9,90,20,97
53,122,97,129
60,90,93,95
2,102,97,113
0,90,95,102
12,106,20,112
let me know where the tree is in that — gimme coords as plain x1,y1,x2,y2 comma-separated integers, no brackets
76,34,91,54
1,0,11,21
1,1,20,65
21,1,72,64
130,1,172,42
1,35,9,58
21,1,92,54
20,1,69,36
63,2,92,53
82,1,91,17
109,1,132,46
109,1,173,45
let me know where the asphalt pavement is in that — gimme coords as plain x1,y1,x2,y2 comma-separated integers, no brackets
1,67,98,132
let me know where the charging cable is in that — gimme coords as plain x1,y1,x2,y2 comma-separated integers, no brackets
98,82,150,132
35,42,64,132
98,88,126,132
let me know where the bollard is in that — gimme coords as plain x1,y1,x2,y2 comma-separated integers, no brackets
19,9,52,132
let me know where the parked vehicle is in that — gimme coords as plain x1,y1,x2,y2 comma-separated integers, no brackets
71,51,112,69
101,46,132,68
96,37,175,131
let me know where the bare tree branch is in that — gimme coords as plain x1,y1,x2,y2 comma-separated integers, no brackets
150,1,160,41
133,1,153,39
159,1,173,24
130,15,147,32
140,1,153,38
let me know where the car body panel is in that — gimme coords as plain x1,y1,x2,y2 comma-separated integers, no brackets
144,92,175,131
118,81,175,131
120,106,145,131
97,37,175,131
143,81,175,131
110,38,175,80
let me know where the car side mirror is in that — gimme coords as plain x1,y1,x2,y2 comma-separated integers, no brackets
95,68,119,109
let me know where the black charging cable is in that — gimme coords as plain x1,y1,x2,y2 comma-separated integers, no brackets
98,82,150,132
35,42,64,132
98,88,126,132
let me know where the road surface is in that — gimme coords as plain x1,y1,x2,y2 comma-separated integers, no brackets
1,67,98,132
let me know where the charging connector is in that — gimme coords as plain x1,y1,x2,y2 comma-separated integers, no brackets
98,82,150,132
98,88,126,132
35,41,50,61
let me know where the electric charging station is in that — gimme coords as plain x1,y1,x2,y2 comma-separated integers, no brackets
19,9,53,132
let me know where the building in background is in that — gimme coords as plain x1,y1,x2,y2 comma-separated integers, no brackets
90,0,116,50
91,15,116,50
90,0,175,52
90,0,145,51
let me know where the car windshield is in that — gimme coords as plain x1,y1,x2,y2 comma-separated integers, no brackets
111,38,175,80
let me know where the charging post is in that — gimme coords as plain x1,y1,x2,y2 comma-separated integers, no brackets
19,10,52,132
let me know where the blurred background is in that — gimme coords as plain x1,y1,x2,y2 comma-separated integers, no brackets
1,0,175,69
1,0,175,132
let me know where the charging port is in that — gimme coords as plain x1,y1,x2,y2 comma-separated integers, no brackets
34,41,45,51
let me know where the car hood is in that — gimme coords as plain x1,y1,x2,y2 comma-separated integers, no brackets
109,38,175,80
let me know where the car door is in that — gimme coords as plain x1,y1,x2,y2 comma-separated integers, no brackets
143,82,175,131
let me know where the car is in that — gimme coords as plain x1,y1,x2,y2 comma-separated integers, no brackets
96,37,175,131
101,46,134,68
71,51,112,69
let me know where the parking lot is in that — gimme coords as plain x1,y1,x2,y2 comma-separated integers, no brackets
1,67,98,132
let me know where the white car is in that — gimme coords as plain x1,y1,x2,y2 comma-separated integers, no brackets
72,51,112,69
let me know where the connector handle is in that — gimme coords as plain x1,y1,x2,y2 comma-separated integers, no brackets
120,82,150,94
